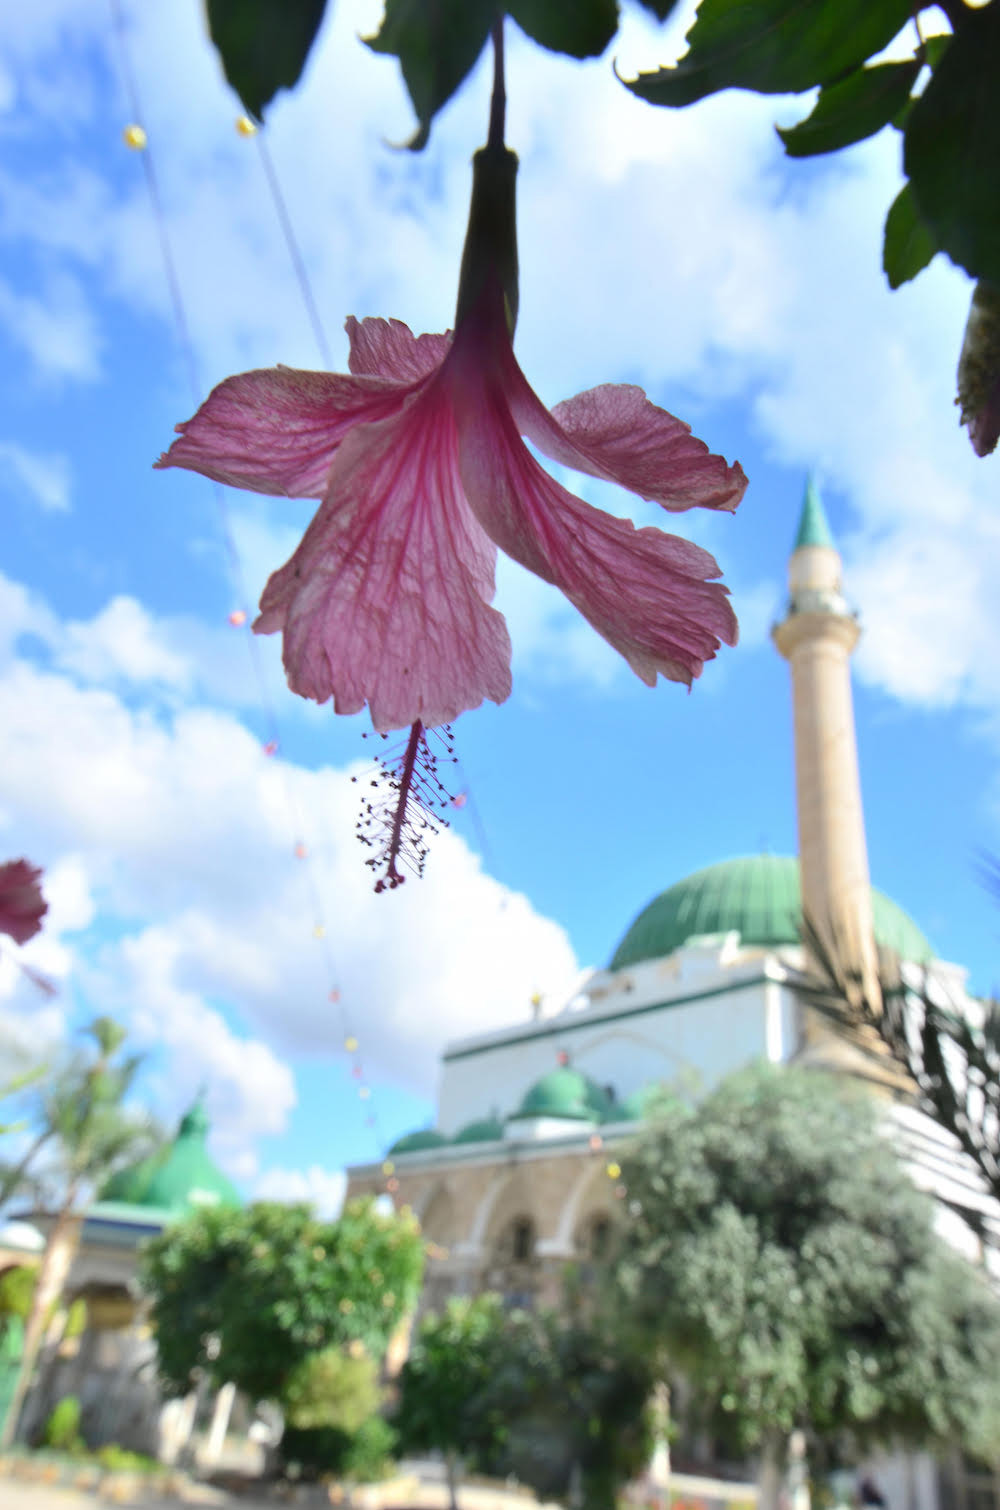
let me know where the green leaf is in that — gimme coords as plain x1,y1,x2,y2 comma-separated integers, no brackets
205,0,329,121
507,0,618,57
904,4,1000,284
778,59,919,157
623,0,913,107
882,184,937,291
366,0,496,150
921,34,951,69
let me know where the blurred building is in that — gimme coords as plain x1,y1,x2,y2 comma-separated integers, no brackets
0,1099,241,1458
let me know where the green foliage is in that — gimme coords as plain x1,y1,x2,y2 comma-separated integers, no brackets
395,1294,513,1465
777,60,920,158
281,1416,397,1483
883,185,938,290
617,1063,1000,1459
625,0,912,107
0,1267,36,1320
904,4,1000,285
205,0,328,121
506,1,618,61
141,1196,424,1404
342,1415,397,1482
365,0,497,151
283,1346,381,1432
41,1395,83,1453
498,1308,655,1510
94,1443,160,1474
63,1298,87,1341
34,1017,155,1205
396,1295,653,1510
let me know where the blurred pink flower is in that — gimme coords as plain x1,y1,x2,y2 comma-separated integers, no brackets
0,859,47,946
158,278,745,735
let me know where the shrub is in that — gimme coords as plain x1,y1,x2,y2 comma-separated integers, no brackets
41,1395,83,1453
283,1346,380,1433
281,1416,397,1483
0,1267,36,1320
95,1443,160,1474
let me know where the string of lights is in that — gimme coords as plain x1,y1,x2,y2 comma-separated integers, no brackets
106,0,395,1184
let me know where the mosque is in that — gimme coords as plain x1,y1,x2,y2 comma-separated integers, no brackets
344,483,997,1314
0,484,995,1493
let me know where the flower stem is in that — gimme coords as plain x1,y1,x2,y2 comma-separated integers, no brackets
488,17,506,150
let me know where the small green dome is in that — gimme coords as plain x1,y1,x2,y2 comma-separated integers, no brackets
511,1068,612,1124
610,855,932,970
388,1129,448,1154
618,1083,665,1121
453,1117,504,1145
99,1100,240,1214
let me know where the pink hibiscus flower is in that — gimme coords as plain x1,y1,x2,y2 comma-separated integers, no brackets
0,859,48,946
157,192,745,736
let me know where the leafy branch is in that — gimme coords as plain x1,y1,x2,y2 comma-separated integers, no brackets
795,913,1000,1244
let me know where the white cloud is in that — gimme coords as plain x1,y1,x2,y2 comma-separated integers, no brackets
59,597,193,690
0,271,101,382
254,1164,347,1218
0,442,71,512
0,570,580,1173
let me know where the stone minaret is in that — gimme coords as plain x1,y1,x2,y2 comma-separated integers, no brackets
772,479,881,1011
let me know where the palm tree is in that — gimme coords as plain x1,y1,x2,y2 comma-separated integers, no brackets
0,1016,158,1447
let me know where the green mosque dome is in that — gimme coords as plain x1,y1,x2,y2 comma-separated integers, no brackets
511,1067,613,1124
453,1117,505,1145
388,1129,449,1154
609,855,932,971
99,1100,240,1214
618,1083,666,1122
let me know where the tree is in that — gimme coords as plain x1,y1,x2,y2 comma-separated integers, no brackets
395,1294,516,1510
141,1195,425,1407
0,1016,157,1447
280,1345,389,1482
496,1306,655,1510
616,1063,1000,1510
395,1294,654,1510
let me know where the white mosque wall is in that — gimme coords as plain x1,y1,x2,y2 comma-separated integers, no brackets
437,946,800,1136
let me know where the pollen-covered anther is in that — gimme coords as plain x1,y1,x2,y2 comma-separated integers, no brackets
355,722,456,893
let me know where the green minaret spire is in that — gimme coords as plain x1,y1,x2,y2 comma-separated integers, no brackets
793,475,835,551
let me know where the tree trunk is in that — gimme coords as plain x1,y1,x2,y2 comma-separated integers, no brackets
0,1196,80,1448
445,1449,462,1510
757,1431,788,1510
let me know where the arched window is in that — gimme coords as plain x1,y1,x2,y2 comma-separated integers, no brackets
493,1214,537,1267
512,1216,534,1264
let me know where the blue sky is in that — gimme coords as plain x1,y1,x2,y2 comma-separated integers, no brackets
2,0,999,1209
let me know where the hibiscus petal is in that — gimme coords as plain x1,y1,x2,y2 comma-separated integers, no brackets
512,377,747,514
157,366,413,498
0,859,47,946
254,383,513,733
455,379,738,688
347,317,452,383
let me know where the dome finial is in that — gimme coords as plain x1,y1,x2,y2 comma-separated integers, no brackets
793,475,835,552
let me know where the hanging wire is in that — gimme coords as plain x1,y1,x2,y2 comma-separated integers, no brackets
107,0,507,1194
253,130,334,369
106,0,386,1169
